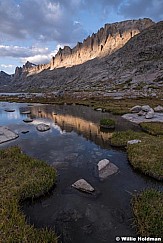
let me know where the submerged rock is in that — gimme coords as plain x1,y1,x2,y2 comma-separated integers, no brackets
21,130,29,134
0,126,18,144
127,139,141,145
21,110,31,114
72,179,94,193
23,118,33,123
99,162,119,179
4,108,15,112
36,123,50,132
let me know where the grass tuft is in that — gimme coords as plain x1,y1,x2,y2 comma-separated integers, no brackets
111,130,163,180
140,122,163,136
100,118,115,128
132,189,163,237
0,146,57,243
110,130,144,147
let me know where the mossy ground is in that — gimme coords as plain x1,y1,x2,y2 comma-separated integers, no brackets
140,122,163,135
100,118,115,127
0,146,57,243
132,189,163,237
111,130,163,180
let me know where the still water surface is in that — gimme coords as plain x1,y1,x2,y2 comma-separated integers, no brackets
0,102,161,243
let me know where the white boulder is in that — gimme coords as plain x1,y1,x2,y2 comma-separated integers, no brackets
145,108,154,119
97,159,110,171
142,105,151,112
130,105,142,113
127,139,141,145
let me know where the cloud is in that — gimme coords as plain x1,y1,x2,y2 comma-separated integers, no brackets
0,0,87,44
0,64,14,68
1,0,162,47
82,0,163,21
0,63,14,73
119,0,163,20
0,45,49,58
20,44,65,64
0,44,59,65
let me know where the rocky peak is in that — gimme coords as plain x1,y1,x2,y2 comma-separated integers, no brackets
13,18,155,78
23,61,36,69
0,71,12,86
50,18,154,69
0,71,11,77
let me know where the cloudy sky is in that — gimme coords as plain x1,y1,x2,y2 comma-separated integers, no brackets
0,0,163,74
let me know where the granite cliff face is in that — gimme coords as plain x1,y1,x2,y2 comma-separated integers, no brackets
50,18,154,69
14,18,154,78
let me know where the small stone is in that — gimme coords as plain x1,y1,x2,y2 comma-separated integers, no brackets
130,105,142,113
95,108,102,111
72,179,94,193
127,139,141,145
36,123,50,132
97,159,110,171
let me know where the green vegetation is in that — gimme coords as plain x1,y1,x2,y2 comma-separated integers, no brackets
1,95,163,116
111,130,163,180
132,189,163,237
110,130,144,147
0,146,57,243
100,118,115,128
140,122,163,135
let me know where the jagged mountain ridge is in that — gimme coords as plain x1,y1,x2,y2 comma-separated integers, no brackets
1,18,163,98
9,20,163,98
13,18,154,79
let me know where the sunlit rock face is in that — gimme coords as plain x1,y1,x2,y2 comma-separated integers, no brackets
14,18,154,77
50,18,154,69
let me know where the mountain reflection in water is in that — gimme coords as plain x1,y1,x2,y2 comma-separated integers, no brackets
30,105,119,149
